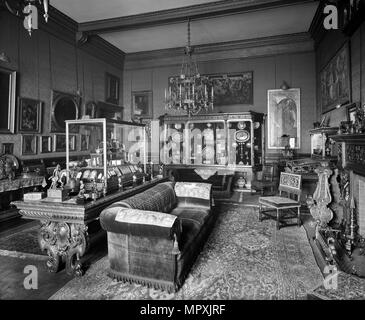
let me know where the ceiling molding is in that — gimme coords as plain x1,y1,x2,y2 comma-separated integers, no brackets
79,0,318,35
308,0,326,48
124,32,314,70
39,6,126,69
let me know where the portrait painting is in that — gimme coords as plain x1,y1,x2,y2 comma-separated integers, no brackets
17,97,42,133
21,135,37,155
267,88,301,149
320,43,351,113
132,91,153,119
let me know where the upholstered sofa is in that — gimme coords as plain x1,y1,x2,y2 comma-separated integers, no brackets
99,181,215,292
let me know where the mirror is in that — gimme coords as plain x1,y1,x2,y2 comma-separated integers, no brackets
51,90,79,132
0,67,16,133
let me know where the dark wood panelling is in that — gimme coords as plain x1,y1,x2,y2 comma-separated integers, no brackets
362,24,365,104
0,11,124,160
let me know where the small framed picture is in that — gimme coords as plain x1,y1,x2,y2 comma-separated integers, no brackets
105,73,120,105
40,136,52,153
2,143,14,154
83,101,97,119
53,134,66,152
17,97,42,133
69,134,77,151
347,103,358,123
132,91,153,119
21,135,37,155
80,134,90,151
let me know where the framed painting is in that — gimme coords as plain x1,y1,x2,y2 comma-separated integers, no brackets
40,136,52,153
267,88,301,149
320,43,351,114
53,134,66,152
83,101,97,119
347,102,359,123
17,97,42,133
0,68,16,133
105,73,120,105
132,91,153,119
209,72,253,106
21,135,37,155
1,143,14,154
80,134,90,151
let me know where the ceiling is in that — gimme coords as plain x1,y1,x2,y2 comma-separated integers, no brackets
51,0,319,53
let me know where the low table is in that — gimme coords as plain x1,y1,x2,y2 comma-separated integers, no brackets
11,178,166,276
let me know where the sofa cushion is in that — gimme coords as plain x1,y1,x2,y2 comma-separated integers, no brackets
174,182,212,209
106,181,177,213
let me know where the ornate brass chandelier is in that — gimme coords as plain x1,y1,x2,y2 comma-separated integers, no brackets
164,19,214,116
1,0,49,36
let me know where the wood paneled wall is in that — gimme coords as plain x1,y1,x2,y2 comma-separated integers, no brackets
123,48,316,155
0,11,124,160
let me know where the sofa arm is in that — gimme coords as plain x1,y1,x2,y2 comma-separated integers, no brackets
174,182,212,209
100,207,181,249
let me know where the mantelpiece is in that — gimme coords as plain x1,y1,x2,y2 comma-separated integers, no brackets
330,134,365,177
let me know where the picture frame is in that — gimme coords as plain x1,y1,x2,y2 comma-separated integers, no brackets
40,136,52,153
105,73,120,105
53,134,66,152
69,134,77,151
17,97,42,133
83,101,97,119
131,91,153,119
0,67,16,133
209,72,253,106
347,102,359,123
51,90,80,133
21,135,37,155
80,134,90,151
1,143,14,155
320,43,351,114
267,88,301,149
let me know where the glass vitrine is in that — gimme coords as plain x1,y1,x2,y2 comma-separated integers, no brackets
65,118,146,196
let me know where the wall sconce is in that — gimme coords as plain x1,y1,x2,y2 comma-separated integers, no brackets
280,81,290,90
1,0,49,36
0,52,10,63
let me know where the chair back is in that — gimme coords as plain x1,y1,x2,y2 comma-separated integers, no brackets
278,172,302,199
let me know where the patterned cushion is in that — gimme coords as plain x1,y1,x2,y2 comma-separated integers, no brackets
174,182,212,200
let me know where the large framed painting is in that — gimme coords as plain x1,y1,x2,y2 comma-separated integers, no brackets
320,43,351,114
267,88,301,149
17,97,42,133
0,68,16,133
209,72,253,106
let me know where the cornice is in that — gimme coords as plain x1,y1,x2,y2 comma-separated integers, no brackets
36,6,125,69
124,32,314,70
308,0,327,48
79,0,318,34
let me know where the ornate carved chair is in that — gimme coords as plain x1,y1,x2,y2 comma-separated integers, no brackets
258,172,302,230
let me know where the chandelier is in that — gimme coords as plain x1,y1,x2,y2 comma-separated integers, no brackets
164,19,214,116
1,0,49,36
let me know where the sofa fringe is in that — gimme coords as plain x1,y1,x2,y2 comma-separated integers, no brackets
107,269,179,293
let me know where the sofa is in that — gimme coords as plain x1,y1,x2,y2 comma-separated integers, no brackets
99,181,216,292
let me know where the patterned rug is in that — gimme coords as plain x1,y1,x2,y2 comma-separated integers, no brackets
0,222,45,256
50,205,323,300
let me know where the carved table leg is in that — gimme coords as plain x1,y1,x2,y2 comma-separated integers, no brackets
39,220,89,276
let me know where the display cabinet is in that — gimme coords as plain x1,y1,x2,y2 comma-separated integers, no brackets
160,112,265,190
65,118,147,197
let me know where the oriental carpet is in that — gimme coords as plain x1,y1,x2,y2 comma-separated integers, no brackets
51,205,323,300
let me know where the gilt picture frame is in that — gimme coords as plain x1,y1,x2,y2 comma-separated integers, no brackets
17,97,42,133
21,135,37,155
40,136,52,153
267,88,301,149
132,91,153,119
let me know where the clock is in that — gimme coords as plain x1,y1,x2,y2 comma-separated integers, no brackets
235,130,250,143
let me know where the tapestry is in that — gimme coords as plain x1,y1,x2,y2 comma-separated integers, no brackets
50,206,323,300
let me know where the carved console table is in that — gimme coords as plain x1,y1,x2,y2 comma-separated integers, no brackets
12,178,166,276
